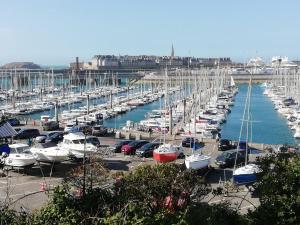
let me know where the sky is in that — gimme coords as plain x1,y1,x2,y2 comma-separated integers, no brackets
1,0,300,65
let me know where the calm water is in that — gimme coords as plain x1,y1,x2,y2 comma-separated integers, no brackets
23,82,295,144
104,98,164,129
221,84,296,145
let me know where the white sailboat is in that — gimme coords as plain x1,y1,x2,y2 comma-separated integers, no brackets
185,153,210,170
185,79,211,170
230,76,236,87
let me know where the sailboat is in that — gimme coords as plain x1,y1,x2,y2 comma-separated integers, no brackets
230,76,236,87
185,153,210,170
185,101,210,170
233,75,261,185
153,67,184,163
153,143,184,163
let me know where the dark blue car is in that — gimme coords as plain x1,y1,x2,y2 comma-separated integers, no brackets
7,118,20,126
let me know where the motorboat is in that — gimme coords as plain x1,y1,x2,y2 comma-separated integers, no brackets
30,142,69,163
2,143,36,168
58,132,98,159
185,154,210,170
153,144,183,163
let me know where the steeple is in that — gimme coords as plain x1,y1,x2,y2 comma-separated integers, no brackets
171,44,174,58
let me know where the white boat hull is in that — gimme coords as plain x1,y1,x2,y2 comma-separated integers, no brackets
32,152,68,163
30,147,69,163
185,154,210,170
4,156,36,167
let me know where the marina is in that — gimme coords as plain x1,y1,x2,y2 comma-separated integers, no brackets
1,1,300,223
221,84,296,145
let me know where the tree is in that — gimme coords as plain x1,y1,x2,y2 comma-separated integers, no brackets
105,163,247,225
112,163,210,213
0,163,248,224
248,152,300,225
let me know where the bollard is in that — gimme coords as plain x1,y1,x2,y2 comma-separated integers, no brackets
115,131,121,139
135,133,141,140
40,182,46,192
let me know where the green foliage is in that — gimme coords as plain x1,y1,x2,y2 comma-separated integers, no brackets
0,163,247,224
249,152,300,225
113,163,210,213
178,202,248,225
0,207,30,225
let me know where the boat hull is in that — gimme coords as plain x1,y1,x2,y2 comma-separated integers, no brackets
233,164,260,185
4,158,36,167
185,158,210,170
153,152,177,163
33,152,68,163
233,173,257,185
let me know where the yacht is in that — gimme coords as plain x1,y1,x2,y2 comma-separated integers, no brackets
30,142,69,163
2,143,36,168
58,132,98,159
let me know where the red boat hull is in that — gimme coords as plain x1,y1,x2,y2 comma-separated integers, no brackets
153,152,178,163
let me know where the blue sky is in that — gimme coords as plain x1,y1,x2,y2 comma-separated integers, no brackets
1,0,300,65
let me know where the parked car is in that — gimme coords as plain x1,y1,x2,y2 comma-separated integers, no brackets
78,125,92,135
112,140,132,153
36,131,64,143
14,128,40,140
215,150,247,168
218,139,235,151
136,142,161,157
92,125,108,136
234,141,248,150
181,137,204,148
86,136,100,147
121,140,149,155
7,118,20,126
45,131,64,143
42,121,59,131
35,134,47,143
64,122,79,133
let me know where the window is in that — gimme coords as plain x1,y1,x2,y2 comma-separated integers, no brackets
73,139,85,144
10,148,17,154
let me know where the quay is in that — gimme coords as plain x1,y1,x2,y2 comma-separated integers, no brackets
142,73,279,83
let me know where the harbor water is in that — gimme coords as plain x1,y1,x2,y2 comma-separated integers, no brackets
19,82,296,145
103,98,163,129
221,84,296,145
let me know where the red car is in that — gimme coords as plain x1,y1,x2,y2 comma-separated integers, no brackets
121,140,149,155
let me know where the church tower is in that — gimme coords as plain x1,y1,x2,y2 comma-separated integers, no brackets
171,44,175,58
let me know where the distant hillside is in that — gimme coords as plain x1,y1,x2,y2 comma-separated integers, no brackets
1,62,41,69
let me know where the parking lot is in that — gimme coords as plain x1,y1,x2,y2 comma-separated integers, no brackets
0,136,262,214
